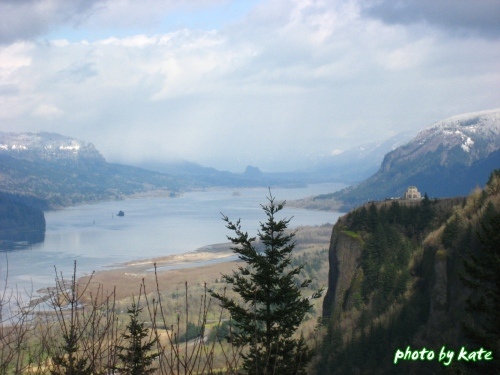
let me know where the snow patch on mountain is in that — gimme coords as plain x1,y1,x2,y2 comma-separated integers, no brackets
0,132,105,163
461,135,474,153
389,109,500,166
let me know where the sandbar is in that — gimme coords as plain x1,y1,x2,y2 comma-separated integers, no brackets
77,243,241,300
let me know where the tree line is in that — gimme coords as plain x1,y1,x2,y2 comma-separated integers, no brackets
0,192,46,247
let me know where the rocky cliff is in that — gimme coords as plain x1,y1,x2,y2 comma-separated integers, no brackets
322,229,363,318
318,174,499,374
0,192,46,247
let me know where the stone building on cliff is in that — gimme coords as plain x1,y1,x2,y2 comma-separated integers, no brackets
403,186,422,200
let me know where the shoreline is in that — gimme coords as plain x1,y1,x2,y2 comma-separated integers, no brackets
75,242,240,301
104,242,235,273
25,243,239,313
29,222,333,309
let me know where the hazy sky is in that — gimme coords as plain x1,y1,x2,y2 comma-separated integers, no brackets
1,0,499,172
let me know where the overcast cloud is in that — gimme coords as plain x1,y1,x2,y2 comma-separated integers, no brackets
0,0,499,171
364,0,500,38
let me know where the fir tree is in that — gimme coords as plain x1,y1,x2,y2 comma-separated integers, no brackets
50,329,92,375
210,192,322,374
115,302,158,375
461,202,500,357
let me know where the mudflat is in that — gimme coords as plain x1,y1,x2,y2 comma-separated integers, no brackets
76,224,333,304
77,243,240,300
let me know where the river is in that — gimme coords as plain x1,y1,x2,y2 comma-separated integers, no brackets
1,183,345,297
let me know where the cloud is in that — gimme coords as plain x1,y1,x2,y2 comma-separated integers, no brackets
0,84,19,96
0,0,230,44
363,0,500,39
32,103,64,118
0,0,499,171
0,0,104,44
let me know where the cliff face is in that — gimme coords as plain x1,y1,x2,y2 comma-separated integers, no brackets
322,229,363,319
317,181,500,374
322,197,470,320
0,192,46,247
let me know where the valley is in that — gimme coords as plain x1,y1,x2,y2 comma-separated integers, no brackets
0,109,499,373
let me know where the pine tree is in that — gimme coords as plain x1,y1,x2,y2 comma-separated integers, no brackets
210,192,322,374
115,302,158,375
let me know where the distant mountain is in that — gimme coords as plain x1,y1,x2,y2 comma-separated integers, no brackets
304,131,415,183
0,132,105,163
0,132,312,208
140,133,417,189
136,160,253,188
316,109,500,209
137,161,310,188
0,132,180,207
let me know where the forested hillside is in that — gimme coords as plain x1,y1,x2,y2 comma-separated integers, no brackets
0,192,46,247
317,170,500,374
0,133,182,207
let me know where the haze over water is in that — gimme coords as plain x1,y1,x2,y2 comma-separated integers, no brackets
1,183,345,296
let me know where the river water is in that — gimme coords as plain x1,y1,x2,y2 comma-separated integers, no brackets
1,183,345,296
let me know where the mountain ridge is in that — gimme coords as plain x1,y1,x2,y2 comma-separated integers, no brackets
0,132,181,207
316,109,500,209
0,131,105,163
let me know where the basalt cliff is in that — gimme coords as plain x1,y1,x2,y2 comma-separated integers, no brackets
318,170,500,374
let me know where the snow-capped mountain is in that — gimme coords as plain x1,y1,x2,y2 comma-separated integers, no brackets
0,132,180,207
321,109,500,208
0,132,105,163
381,109,500,172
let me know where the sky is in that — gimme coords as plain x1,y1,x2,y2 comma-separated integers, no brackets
0,0,499,172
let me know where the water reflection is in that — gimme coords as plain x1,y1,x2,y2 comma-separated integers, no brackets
1,183,346,296
0,230,45,251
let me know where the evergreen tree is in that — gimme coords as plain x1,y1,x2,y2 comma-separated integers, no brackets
50,329,92,375
115,302,158,375
210,192,322,374
366,202,379,232
461,202,500,359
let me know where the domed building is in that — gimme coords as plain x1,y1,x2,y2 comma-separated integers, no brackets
403,186,422,200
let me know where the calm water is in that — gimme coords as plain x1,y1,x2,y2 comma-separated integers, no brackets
1,183,345,295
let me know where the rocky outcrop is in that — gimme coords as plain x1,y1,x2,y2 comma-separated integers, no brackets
322,199,467,322
318,172,500,374
0,193,46,247
322,228,363,319
429,249,448,317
